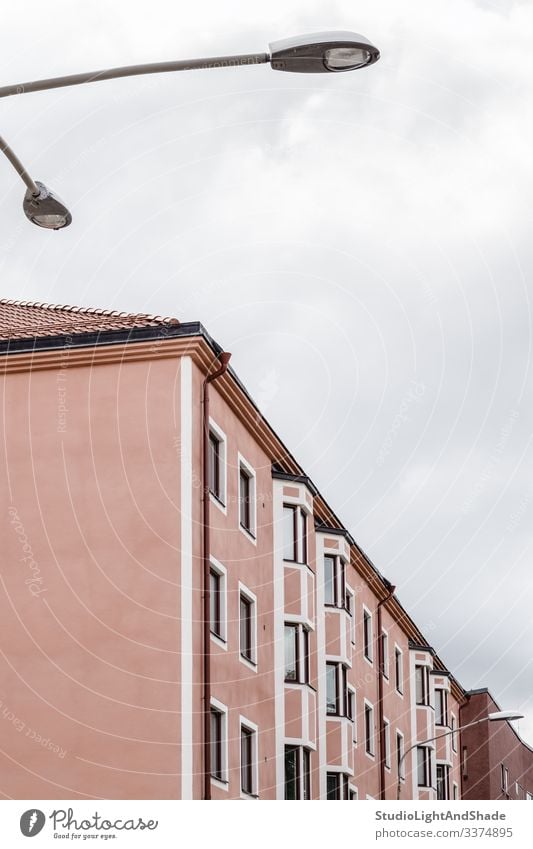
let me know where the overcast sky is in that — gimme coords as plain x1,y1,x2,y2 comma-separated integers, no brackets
1,0,532,743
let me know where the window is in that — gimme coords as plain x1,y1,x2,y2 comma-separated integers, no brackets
451,714,457,752
417,746,431,787
208,432,222,502
208,421,226,507
240,722,257,797
436,764,449,800
210,569,221,638
326,773,350,800
462,747,468,779
394,646,403,694
284,623,310,684
364,701,375,756
435,689,448,726
283,504,308,563
348,787,358,800
347,688,355,721
210,703,228,783
327,772,340,800
415,665,429,705
380,630,389,679
303,748,311,801
239,586,257,666
383,718,391,769
284,746,311,800
326,663,338,715
501,764,509,795
527,792,533,801
326,662,348,716
363,608,373,662
324,555,337,605
453,782,459,800
285,746,299,800
239,469,252,531
396,731,405,781
345,587,355,644
238,455,256,538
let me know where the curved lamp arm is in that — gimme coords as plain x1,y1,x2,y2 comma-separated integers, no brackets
0,134,39,195
0,52,268,197
0,53,269,100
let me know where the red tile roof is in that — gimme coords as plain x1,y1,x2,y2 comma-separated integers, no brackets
0,299,179,342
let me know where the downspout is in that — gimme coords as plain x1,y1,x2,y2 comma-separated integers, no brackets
377,582,396,800
202,351,232,801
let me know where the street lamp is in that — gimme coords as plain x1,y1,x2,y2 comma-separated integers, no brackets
396,710,524,800
0,30,379,230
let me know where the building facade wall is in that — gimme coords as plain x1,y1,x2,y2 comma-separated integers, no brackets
1,334,522,801
461,690,533,801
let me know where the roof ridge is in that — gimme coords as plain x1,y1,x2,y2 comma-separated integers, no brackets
0,298,179,325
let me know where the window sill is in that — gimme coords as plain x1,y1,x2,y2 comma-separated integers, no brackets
209,492,227,513
210,632,227,651
239,653,258,673
211,776,229,792
239,523,257,545
240,791,259,800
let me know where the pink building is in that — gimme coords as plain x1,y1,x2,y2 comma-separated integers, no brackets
0,299,519,800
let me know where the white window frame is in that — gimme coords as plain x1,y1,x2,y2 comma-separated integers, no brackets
209,556,228,649
348,685,357,743
210,696,229,790
364,699,375,758
362,606,373,664
208,418,227,512
394,644,404,695
501,764,509,794
383,717,391,769
346,585,356,644
284,620,311,685
348,783,358,800
381,628,389,679
239,715,259,799
453,781,459,800
282,503,308,564
238,582,258,671
238,453,257,543
451,713,457,752
396,729,405,781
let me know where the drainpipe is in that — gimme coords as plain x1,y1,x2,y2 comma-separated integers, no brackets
377,582,396,800
202,351,232,801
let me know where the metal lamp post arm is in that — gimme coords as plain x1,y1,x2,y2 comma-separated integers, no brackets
0,134,39,195
0,52,268,193
0,52,269,100
396,717,487,800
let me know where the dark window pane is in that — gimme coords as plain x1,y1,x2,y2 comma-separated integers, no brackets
301,510,308,564
208,432,221,499
284,746,299,800
284,625,298,681
324,555,336,605
365,704,374,754
240,595,253,661
302,628,310,684
363,611,372,660
241,728,253,795
417,746,430,787
239,469,251,531
326,772,340,800
283,505,297,560
303,749,311,800
436,764,448,800
210,710,222,779
209,570,221,637
415,666,426,705
326,663,338,715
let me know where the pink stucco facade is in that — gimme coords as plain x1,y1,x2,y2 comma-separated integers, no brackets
0,312,520,800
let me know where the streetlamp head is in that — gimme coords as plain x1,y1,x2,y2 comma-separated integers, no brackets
269,31,380,74
23,181,72,230
488,710,524,722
